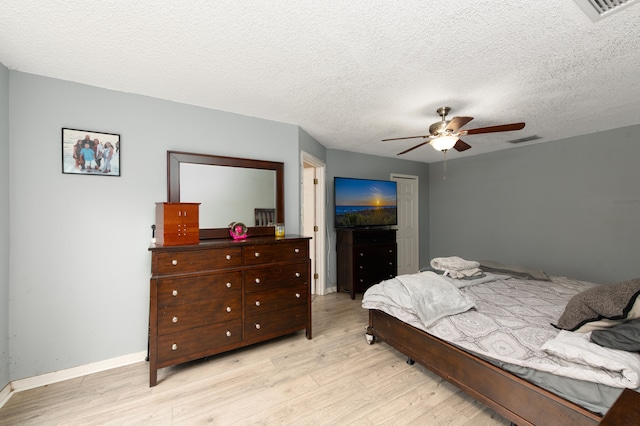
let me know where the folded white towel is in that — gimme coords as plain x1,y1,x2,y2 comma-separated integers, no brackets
430,256,482,279
431,256,480,271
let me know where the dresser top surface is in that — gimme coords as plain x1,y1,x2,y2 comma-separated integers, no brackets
149,234,310,252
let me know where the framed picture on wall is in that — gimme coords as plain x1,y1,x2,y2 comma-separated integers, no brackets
62,128,121,176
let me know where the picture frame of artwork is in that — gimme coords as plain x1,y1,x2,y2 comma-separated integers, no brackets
62,128,121,176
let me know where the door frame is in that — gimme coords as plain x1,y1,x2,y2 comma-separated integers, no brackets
301,152,327,295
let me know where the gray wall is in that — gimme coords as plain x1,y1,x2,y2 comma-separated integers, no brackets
326,149,430,291
0,62,9,390
7,71,304,381
298,127,327,164
429,125,640,284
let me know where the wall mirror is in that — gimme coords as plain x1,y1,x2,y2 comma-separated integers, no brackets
167,151,284,239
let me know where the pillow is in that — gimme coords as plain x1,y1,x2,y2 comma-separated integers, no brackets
591,318,640,352
554,278,640,332
479,260,550,281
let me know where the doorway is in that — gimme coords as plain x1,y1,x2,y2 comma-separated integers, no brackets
391,174,419,275
301,152,327,295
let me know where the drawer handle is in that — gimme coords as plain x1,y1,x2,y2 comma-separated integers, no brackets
295,272,301,278
359,279,364,283
226,306,232,313
171,343,178,351
389,262,393,265
255,278,261,284
255,301,261,307
359,266,364,269
255,323,261,329
172,290,178,296
359,253,364,256
226,282,232,288
171,259,178,266
172,316,178,323
226,254,232,260
295,293,301,299
294,248,300,253
254,252,260,258
226,331,232,337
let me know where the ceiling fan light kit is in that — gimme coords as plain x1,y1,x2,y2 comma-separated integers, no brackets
383,106,525,158
431,135,458,151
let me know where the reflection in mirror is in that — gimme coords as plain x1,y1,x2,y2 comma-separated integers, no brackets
180,163,276,228
167,151,284,239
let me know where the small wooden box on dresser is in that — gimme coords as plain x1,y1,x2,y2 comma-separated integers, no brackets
155,202,200,246
336,228,397,300
148,235,312,386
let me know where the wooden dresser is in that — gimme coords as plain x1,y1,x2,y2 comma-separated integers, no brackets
336,228,397,299
148,235,311,386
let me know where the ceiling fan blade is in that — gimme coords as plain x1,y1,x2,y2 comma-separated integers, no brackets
445,116,473,133
463,122,525,135
454,139,472,152
382,135,430,142
397,141,429,155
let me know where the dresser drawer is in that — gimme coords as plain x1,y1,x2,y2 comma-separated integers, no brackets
158,297,241,335
244,304,308,342
244,283,308,316
244,261,309,293
354,244,396,261
353,259,397,276
156,272,242,307
243,241,309,265
154,247,242,275
157,319,243,367
354,257,396,273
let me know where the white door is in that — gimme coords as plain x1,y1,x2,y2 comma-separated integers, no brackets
302,152,326,295
391,174,419,275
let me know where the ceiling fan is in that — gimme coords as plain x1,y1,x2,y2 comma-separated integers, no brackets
383,107,525,155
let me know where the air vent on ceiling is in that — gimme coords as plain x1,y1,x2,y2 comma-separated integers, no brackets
507,135,542,144
573,0,640,22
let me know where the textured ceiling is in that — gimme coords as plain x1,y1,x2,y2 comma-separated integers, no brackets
1,1,640,163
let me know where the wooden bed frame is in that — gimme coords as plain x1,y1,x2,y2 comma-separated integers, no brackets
366,309,603,426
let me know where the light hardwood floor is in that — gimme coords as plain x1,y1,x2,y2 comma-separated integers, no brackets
0,293,509,425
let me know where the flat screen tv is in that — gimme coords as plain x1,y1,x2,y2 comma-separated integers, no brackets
334,177,397,228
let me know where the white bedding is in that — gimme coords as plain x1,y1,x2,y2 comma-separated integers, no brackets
542,330,640,388
362,273,640,388
362,271,475,328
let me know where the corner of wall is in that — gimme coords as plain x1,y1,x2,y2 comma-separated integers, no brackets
0,62,11,392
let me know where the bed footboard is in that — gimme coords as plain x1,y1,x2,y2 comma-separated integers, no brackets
367,309,601,426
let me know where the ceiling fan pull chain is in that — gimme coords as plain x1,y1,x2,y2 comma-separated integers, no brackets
443,150,448,180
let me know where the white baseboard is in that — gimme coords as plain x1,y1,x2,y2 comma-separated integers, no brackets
10,351,147,393
0,382,12,411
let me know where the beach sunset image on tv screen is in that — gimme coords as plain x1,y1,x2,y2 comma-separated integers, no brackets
334,177,397,228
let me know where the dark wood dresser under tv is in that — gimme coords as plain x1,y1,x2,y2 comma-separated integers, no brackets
336,228,397,300
148,235,312,386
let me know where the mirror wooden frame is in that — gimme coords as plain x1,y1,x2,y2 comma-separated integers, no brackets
167,151,284,239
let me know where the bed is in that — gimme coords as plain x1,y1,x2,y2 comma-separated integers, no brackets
363,259,640,426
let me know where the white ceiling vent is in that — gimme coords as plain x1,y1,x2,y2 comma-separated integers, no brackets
573,0,640,21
